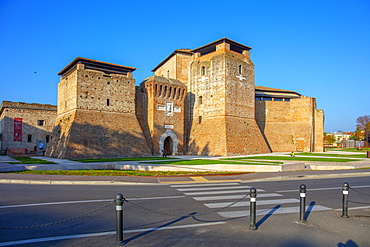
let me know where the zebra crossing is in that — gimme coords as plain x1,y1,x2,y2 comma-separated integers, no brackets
171,182,332,218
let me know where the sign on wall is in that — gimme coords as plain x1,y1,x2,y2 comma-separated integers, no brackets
14,118,22,141
165,102,174,116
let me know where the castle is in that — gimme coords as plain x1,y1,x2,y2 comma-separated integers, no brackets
0,38,324,158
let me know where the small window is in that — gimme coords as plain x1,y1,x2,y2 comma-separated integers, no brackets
274,98,283,101
239,65,242,74
263,97,272,101
46,135,50,143
198,96,203,105
107,99,110,106
198,116,202,124
255,97,261,101
28,134,32,143
284,99,290,102
107,81,110,85
37,120,45,126
201,66,205,75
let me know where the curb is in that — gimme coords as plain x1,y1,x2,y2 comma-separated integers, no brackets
1,171,370,185
241,172,370,183
0,179,162,185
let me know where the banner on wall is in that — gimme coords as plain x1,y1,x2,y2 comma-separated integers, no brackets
14,118,22,141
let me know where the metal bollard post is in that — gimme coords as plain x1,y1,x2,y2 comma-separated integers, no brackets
115,193,124,245
299,184,306,223
249,188,258,230
341,182,350,218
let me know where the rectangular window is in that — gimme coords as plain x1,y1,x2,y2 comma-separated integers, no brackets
37,120,45,126
198,116,202,124
284,99,291,102
263,97,272,101
46,135,50,143
274,98,283,101
27,134,32,143
107,99,110,106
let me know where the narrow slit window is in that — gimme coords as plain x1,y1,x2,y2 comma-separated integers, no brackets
198,96,203,105
107,99,110,106
239,65,242,74
201,66,205,75
28,134,32,143
198,116,202,124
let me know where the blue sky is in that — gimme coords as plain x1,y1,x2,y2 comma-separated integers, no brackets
0,0,369,133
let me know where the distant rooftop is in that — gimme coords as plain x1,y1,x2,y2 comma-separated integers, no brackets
152,38,252,72
58,57,136,77
255,86,301,98
191,37,252,56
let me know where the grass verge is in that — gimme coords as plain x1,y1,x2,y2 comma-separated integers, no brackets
70,157,178,163
297,152,366,158
327,148,370,152
6,157,57,164
241,156,360,162
2,170,248,176
141,159,279,165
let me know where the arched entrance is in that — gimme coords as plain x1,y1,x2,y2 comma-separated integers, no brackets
159,129,178,156
163,136,173,156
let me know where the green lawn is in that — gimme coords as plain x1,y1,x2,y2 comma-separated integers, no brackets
327,148,370,152
6,157,57,164
70,157,178,163
222,158,283,164
240,156,361,162
297,152,366,158
3,170,247,176
141,159,279,165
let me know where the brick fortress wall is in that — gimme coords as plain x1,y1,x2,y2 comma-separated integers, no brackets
137,76,187,155
187,42,270,156
46,59,151,159
255,96,324,152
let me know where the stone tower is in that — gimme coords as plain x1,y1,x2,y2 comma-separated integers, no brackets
136,76,187,155
186,38,271,156
46,57,151,159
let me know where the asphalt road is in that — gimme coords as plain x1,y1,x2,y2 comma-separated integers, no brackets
0,176,369,246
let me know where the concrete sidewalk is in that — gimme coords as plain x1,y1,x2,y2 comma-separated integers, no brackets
1,153,369,185
1,166,370,185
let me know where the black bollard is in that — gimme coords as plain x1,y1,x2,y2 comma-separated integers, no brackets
249,188,258,230
299,184,306,223
115,193,124,245
341,182,350,218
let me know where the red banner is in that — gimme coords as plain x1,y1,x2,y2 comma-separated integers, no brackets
14,118,22,141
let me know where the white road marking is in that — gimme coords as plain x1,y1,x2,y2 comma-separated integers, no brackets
218,205,332,218
0,196,185,209
277,185,370,193
0,222,226,246
193,193,282,201
170,182,240,188
334,205,370,210
204,198,300,208
184,189,253,196
176,185,252,192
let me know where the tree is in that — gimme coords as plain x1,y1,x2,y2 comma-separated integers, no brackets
356,115,370,141
351,129,364,141
323,133,336,145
